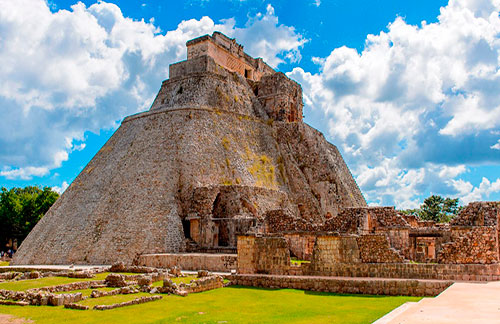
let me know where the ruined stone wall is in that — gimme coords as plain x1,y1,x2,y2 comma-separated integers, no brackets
237,235,290,275
137,253,237,272
151,67,264,118
356,234,404,263
369,207,410,228
264,210,318,233
305,262,500,281
186,32,274,82
308,236,360,273
437,226,499,264
450,201,500,226
323,208,363,233
384,229,411,259
283,233,316,261
257,73,303,122
275,123,367,222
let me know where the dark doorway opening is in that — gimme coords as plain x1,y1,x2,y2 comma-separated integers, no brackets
182,219,191,239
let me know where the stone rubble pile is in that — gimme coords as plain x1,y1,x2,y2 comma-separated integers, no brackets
0,289,83,306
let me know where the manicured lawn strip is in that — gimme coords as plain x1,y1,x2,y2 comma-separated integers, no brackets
0,286,420,324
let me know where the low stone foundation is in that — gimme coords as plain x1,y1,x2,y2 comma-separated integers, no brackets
93,295,162,310
305,263,500,281
138,253,237,272
231,274,453,297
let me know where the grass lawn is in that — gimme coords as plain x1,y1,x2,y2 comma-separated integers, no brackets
0,272,110,291
0,277,421,324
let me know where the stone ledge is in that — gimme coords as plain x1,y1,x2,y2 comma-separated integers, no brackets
138,253,237,272
231,274,453,297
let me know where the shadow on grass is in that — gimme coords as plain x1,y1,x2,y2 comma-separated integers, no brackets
303,290,387,298
227,285,388,298
227,285,280,291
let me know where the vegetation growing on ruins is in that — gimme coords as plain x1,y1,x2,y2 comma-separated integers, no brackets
399,195,462,223
0,186,59,248
248,155,277,189
0,276,420,324
221,137,230,150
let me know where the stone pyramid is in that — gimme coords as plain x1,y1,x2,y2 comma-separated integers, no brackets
13,32,365,265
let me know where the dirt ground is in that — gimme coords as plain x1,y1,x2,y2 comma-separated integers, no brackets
0,314,32,324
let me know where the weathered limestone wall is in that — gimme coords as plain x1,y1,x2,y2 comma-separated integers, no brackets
237,235,290,275
186,32,274,82
384,228,411,259
274,123,367,221
231,274,453,297
257,73,303,122
283,233,316,261
137,253,237,272
304,262,500,281
308,236,360,273
437,226,499,264
450,201,500,227
356,234,404,263
179,275,224,294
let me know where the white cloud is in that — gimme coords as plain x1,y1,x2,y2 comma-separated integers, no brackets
491,139,500,150
452,177,500,204
288,0,500,208
52,181,69,194
0,167,49,180
0,0,304,180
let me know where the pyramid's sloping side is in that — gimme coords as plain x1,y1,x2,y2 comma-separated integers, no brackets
13,106,365,265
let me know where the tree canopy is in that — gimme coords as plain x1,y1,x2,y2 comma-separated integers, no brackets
0,186,59,250
399,195,461,223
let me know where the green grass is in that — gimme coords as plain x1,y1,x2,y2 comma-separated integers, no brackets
0,285,420,324
0,261,9,266
151,276,197,287
0,273,110,291
79,292,152,307
290,258,311,265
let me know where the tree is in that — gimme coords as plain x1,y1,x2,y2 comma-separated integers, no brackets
399,195,462,223
0,186,59,249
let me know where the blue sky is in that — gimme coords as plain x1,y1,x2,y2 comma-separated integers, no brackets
1,0,499,208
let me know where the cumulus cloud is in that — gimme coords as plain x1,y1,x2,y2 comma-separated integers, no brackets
288,0,500,207
452,177,500,204
52,181,69,194
0,0,304,180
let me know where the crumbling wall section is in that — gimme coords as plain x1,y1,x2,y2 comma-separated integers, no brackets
450,202,500,227
237,235,290,275
308,235,360,273
264,210,318,233
356,234,404,263
283,233,316,261
257,73,303,122
437,226,499,264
